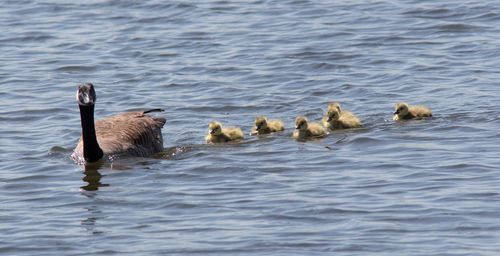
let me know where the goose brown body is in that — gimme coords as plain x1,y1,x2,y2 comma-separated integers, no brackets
74,110,165,158
72,83,165,163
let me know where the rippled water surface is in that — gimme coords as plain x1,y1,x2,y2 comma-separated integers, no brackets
1,0,500,255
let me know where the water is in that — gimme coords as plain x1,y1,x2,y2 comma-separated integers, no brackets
1,0,500,255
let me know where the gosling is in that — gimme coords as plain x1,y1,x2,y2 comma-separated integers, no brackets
293,116,326,139
327,102,341,112
205,121,244,143
322,103,361,130
251,116,285,135
393,102,432,120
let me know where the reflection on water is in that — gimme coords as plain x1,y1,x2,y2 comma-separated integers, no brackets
80,206,106,235
153,146,191,160
81,163,109,191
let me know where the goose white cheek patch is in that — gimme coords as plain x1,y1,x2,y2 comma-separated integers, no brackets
77,90,92,105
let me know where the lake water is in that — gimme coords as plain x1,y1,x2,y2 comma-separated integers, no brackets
1,0,500,255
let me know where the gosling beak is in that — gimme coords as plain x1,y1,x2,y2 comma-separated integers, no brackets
393,110,399,115
295,124,301,130
256,124,262,131
327,116,333,122
209,129,215,134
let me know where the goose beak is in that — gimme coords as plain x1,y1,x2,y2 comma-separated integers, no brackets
295,124,300,130
256,124,262,130
327,116,333,122
209,129,216,134
393,110,399,115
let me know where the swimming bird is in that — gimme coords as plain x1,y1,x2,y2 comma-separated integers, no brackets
393,102,432,120
251,116,284,135
322,103,361,130
205,121,244,143
293,116,325,139
327,102,341,112
73,83,165,163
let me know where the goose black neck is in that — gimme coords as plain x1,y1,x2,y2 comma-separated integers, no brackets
79,104,103,162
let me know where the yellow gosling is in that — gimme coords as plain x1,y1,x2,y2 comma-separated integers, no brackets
293,116,325,139
322,103,361,130
327,102,341,112
251,116,285,135
393,102,432,121
205,121,244,143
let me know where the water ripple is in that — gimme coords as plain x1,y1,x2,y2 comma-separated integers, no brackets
1,0,500,255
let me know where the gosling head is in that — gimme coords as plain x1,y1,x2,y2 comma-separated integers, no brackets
327,102,342,113
208,121,222,136
254,116,268,131
77,83,96,106
325,108,341,122
394,102,409,116
295,116,308,131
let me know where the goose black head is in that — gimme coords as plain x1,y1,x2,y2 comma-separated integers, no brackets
77,83,96,106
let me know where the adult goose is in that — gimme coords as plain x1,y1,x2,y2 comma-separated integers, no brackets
73,83,166,163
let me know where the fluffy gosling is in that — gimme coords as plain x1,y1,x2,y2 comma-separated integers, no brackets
205,121,244,143
293,116,325,139
251,116,285,135
327,102,341,112
322,103,361,130
393,102,432,120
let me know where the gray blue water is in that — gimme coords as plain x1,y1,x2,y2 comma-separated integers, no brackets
1,0,500,255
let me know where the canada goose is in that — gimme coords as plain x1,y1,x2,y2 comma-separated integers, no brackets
293,116,325,139
322,103,361,130
205,121,244,143
251,116,284,135
72,83,165,163
393,102,432,120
